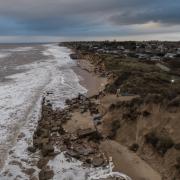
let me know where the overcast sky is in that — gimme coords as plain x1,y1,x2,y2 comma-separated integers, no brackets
0,0,180,42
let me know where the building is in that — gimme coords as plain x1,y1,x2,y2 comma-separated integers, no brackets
164,53,176,59
150,56,161,61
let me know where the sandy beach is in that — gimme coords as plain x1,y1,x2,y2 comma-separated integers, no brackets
73,58,107,97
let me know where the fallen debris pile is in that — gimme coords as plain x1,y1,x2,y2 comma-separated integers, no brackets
31,94,108,179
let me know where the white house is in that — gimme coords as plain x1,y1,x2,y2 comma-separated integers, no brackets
137,53,149,60
117,46,125,50
150,56,161,61
176,48,180,55
164,53,176,59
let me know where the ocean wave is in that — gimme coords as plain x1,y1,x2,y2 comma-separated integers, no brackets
0,44,87,179
0,53,10,58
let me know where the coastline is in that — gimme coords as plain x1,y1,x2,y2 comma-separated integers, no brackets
1,41,179,179
0,45,164,180
30,48,161,180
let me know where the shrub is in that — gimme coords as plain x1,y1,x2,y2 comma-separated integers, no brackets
105,83,117,94
145,132,174,156
129,143,139,152
108,120,121,139
174,143,180,150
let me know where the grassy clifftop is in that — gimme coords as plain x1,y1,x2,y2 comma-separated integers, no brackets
62,41,180,99
62,41,180,179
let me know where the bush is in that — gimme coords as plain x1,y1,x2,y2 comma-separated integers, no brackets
114,72,132,86
105,83,117,94
129,143,139,152
145,132,174,156
111,120,121,131
168,96,180,107
145,132,158,147
174,143,180,150
108,120,121,139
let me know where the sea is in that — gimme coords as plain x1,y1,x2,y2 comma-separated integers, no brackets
0,44,130,180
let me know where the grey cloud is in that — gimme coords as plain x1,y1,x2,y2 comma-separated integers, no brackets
0,0,180,37
110,3,180,25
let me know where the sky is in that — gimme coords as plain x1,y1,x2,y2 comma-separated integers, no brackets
0,0,180,42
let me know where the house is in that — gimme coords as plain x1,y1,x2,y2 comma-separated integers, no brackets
176,48,180,55
93,46,99,50
151,56,161,61
164,53,176,59
157,45,165,53
110,50,119,54
97,49,104,53
117,46,125,50
137,53,149,60
123,49,130,54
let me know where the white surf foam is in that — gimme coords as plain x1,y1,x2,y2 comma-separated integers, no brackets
0,53,10,58
0,44,130,180
48,152,131,180
41,44,87,108
0,44,87,179
8,47,34,52
0,46,33,59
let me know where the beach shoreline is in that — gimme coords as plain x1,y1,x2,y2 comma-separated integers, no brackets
2,43,176,180
1,41,179,179
29,47,162,180
72,58,107,97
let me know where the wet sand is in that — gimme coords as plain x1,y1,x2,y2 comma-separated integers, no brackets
72,57,162,180
73,59,107,97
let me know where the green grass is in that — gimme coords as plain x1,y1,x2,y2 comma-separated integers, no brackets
63,42,180,100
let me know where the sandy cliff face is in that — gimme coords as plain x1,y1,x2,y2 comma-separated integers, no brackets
61,42,180,179
77,51,180,179
99,95,180,180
